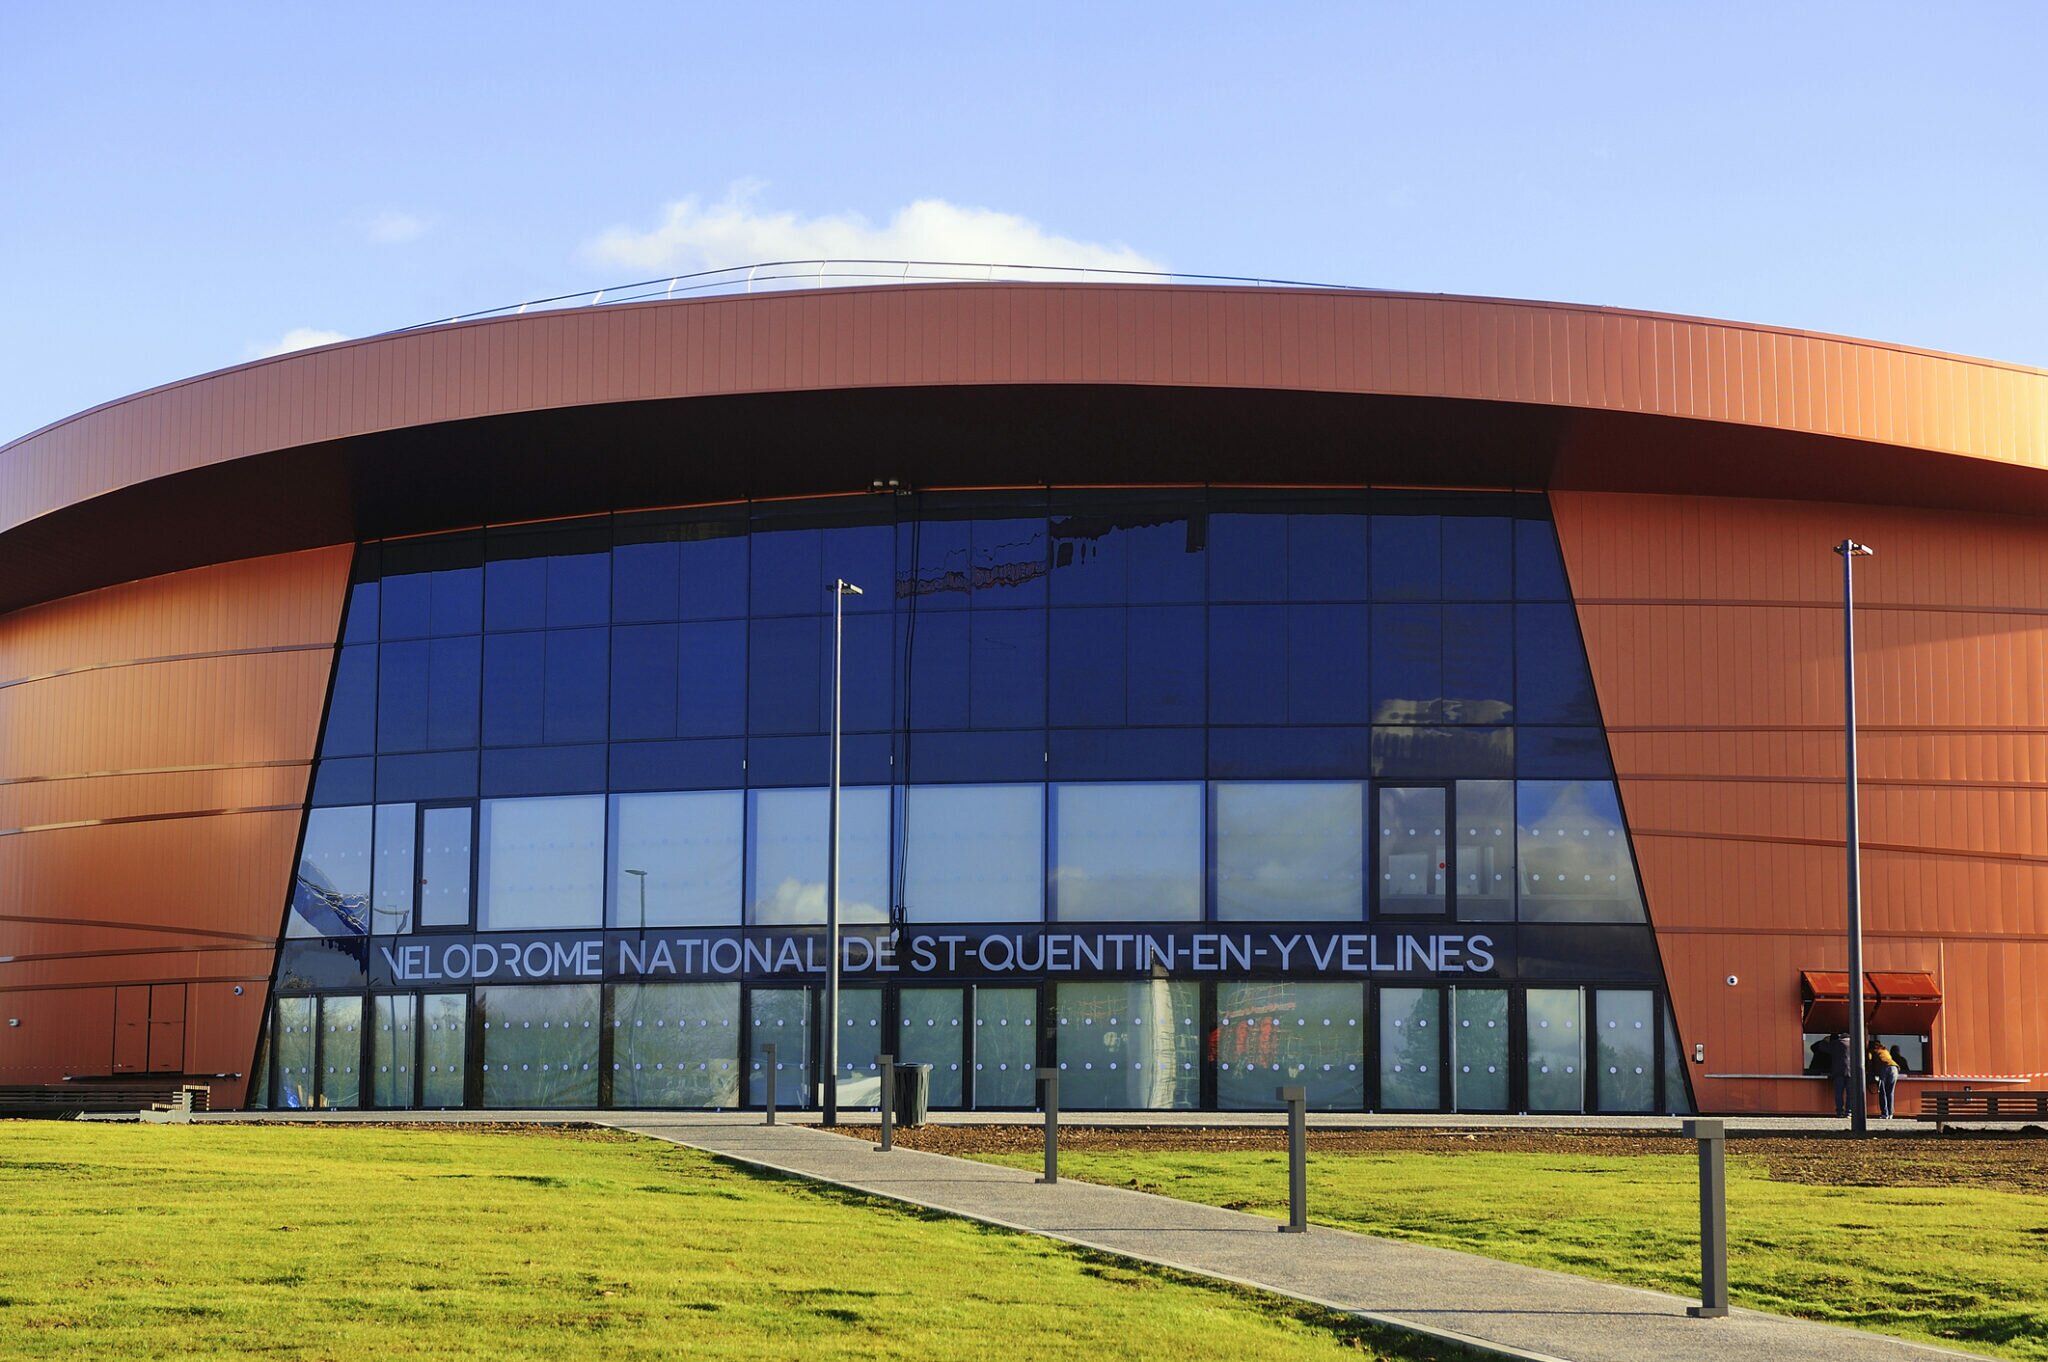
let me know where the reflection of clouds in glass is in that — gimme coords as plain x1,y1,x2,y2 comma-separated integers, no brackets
903,785,1043,923
747,787,890,925
1215,783,1364,921
1516,782,1644,922
1051,783,1202,921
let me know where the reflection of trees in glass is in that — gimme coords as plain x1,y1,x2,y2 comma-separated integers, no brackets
1056,982,1200,1110
612,984,741,1109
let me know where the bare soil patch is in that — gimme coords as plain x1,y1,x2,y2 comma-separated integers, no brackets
825,1123,2048,1195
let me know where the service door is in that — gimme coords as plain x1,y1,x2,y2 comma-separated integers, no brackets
148,983,188,1074
113,985,151,1073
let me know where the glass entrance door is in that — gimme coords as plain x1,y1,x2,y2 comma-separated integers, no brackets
972,987,1038,1108
1377,986,1443,1109
1451,988,1509,1111
898,987,966,1108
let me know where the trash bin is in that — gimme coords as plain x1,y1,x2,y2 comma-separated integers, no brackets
893,1063,932,1127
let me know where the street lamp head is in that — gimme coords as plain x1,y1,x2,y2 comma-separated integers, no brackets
835,579,864,596
1835,540,1875,557
623,868,647,879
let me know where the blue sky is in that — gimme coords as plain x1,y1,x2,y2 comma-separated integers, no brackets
3,2,2043,443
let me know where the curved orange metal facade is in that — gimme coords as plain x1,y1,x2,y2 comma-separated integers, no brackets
0,549,349,1106
3,283,2045,1112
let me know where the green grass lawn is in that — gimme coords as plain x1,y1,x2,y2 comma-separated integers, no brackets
975,1146,2048,1360
0,1124,1472,1362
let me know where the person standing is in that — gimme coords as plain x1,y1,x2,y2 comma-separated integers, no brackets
1824,1031,1852,1117
1869,1037,1902,1119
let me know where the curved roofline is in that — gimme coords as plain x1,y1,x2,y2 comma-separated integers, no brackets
2,282,2045,614
8,282,2042,455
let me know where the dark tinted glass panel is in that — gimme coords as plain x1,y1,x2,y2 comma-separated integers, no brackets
1050,496,1204,605
1126,509,1206,604
678,531,748,621
1210,605,1285,725
481,744,608,797
1371,605,1441,724
609,739,745,792
971,610,1046,728
1515,518,1571,599
547,554,610,629
341,580,379,646
750,525,825,615
972,516,1048,608
1517,727,1614,778
311,757,375,806
1442,518,1513,601
481,633,544,747
1287,604,1370,724
901,515,968,610
612,541,681,623
544,628,608,744
1372,726,1513,779
904,610,970,730
900,730,1043,784
377,641,429,752
1049,608,1124,727
427,636,482,749
376,752,476,803
1371,515,1440,601
1442,605,1513,726
483,557,547,631
841,614,896,733
1046,728,1204,781
430,568,484,635
1209,727,1372,780
379,573,432,640
611,624,680,740
748,617,823,734
1516,605,1600,724
677,621,746,737
1127,606,1204,725
1288,512,1369,601
1208,514,1286,602
1049,500,1127,605
323,644,378,757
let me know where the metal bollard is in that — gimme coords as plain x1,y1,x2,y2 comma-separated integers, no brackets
1037,1068,1059,1184
1276,1085,1307,1233
876,1053,895,1151
1684,1118,1730,1318
763,1043,777,1126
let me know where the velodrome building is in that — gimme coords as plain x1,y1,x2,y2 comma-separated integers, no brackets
2,276,2043,1117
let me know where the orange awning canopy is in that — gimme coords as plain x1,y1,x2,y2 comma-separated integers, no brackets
1799,970,1941,1033
1868,971,1942,1032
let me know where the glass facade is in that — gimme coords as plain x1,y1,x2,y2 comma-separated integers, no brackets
266,489,1689,1114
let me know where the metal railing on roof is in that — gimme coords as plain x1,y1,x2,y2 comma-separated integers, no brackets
386,260,1379,334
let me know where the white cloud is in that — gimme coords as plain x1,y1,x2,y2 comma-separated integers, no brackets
367,210,429,245
584,183,1164,281
251,327,347,359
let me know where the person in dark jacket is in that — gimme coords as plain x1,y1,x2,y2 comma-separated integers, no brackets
1824,1032,1852,1117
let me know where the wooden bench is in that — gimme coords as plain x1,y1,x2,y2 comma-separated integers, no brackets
1917,1090,2048,1129
0,1082,212,1119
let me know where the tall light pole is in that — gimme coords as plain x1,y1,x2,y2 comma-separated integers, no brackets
823,578,863,1125
1836,540,1873,1135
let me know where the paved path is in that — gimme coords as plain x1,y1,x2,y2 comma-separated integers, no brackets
610,1116,1978,1362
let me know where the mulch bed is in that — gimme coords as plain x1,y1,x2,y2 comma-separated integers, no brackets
821,1123,2048,1196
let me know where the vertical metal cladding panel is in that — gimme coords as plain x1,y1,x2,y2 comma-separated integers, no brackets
1558,490,2048,1111
0,546,349,1105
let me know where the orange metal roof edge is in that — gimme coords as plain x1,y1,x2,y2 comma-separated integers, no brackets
4,283,2046,544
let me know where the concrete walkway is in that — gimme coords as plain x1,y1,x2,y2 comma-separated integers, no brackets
611,1116,1978,1362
